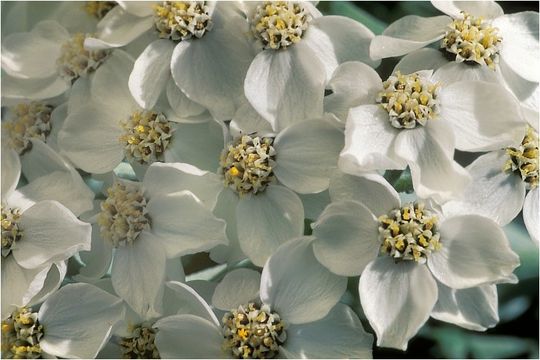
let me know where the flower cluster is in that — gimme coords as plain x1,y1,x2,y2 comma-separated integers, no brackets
1,1,538,358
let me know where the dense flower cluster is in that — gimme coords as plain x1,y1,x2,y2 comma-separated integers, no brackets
1,1,538,358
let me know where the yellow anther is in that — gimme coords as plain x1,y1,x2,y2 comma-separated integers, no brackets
237,328,249,340
229,167,240,177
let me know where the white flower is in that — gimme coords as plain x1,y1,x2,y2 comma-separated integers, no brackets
1,283,124,359
336,62,528,201
311,172,520,349
244,1,378,131
57,50,225,177
86,1,254,120
153,238,372,358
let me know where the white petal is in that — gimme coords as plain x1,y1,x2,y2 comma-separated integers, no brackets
20,139,66,182
236,185,304,267
166,77,206,118
442,151,525,226
147,191,227,258
1,145,20,198
111,235,166,318
432,61,501,85
14,200,91,268
76,224,114,281
329,171,400,216
129,40,174,109
143,162,223,209
439,81,525,151
27,262,67,308
0,73,69,100
244,43,326,131
431,1,504,19
524,188,539,245
370,15,450,59
393,48,449,74
339,104,406,173
494,12,540,82
428,215,520,289
394,122,471,202
212,268,261,311
230,101,273,134
154,315,224,358
165,281,219,325
359,257,437,350
38,283,124,359
299,190,331,221
324,61,382,122
261,237,347,324
282,303,373,359
171,30,253,121
304,16,378,80
117,1,154,17
312,200,379,276
431,282,498,331
274,118,343,194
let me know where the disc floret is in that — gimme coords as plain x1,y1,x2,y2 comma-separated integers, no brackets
1,307,43,359
504,126,539,190
57,33,111,82
120,323,160,359
83,1,116,19
153,1,213,41
3,102,53,154
1,206,23,258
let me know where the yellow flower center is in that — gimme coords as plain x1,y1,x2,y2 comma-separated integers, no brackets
1,307,43,359
57,33,111,82
153,1,213,41
83,1,116,19
1,206,23,258
504,126,539,190
120,323,160,359
3,102,53,154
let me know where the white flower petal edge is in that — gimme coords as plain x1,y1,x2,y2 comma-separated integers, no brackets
393,48,449,74
212,268,261,311
1,145,20,197
360,257,438,350
260,237,347,325
431,1,504,19
524,188,539,245
165,281,220,325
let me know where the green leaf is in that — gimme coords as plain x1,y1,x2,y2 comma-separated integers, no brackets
320,2,387,35
469,335,532,358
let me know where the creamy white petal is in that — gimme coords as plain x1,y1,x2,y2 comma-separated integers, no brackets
26,262,67,309
260,237,347,324
129,40,174,109
244,42,326,131
442,151,526,226
274,118,343,194
76,224,114,281
370,15,450,60
428,215,520,289
299,191,331,221
212,268,261,311
111,234,166,318
494,12,539,82
117,1,154,17
312,200,379,276
230,101,273,135
166,77,206,119
38,283,124,359
329,171,400,216
524,188,539,245
393,48,449,74
432,61,501,86
154,315,224,358
236,185,304,267
431,1,504,19
14,200,91,269
359,257,437,350
439,81,525,151
143,162,223,209
20,139,65,182
281,303,373,359
0,73,69,100
499,56,539,111
1,145,20,198
165,281,220,325
431,282,498,331
340,105,406,173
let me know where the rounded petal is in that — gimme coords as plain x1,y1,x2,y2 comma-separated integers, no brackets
0,73,69,100
117,1,154,17
439,81,526,151
212,268,261,311
432,1,504,19
432,61,501,85
281,303,373,359
431,282,498,331
165,281,220,326
524,188,539,245
312,200,379,276
494,12,539,82
147,191,228,258
393,48,449,74
236,185,304,267
38,283,124,359
261,237,347,325
14,200,91,269
339,105,406,173
166,77,206,118
370,15,450,60
20,139,67,182
76,224,114,281
442,151,526,226
129,40,174,109
154,315,224,358
111,235,166,318
230,101,273,135
299,190,331,221
26,262,67,309
1,145,20,198
274,118,343,194
244,43,326,131
428,215,520,289
359,257,437,350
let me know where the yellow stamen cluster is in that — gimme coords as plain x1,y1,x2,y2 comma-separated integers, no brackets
3,102,53,154
97,181,150,247
442,12,502,70
1,206,23,258
153,1,213,41
222,303,286,359
251,1,311,50
57,33,111,82
83,1,116,19
504,126,539,190
377,71,440,129
1,307,43,359
119,110,173,164
378,202,441,263
219,134,276,196
120,323,160,359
